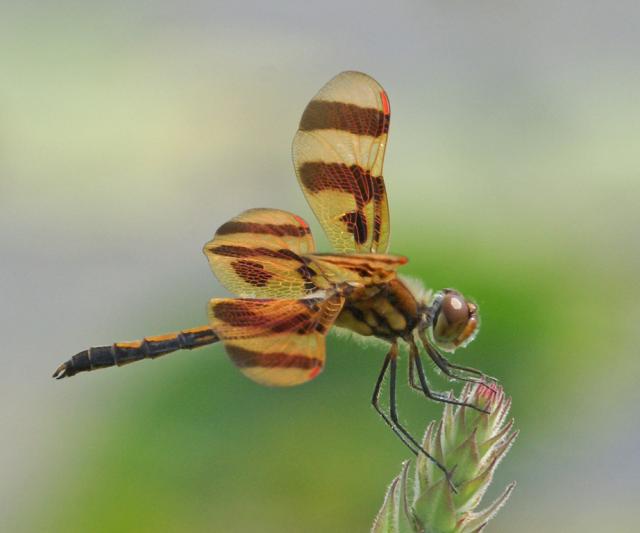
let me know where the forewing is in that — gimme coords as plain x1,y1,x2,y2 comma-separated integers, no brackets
208,295,344,386
292,71,391,253
203,208,331,298
305,253,407,287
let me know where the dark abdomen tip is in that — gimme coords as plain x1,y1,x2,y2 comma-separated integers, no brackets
52,361,73,379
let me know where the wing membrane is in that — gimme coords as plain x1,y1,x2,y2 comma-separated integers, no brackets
208,295,344,386
293,71,391,253
203,208,331,298
305,253,407,287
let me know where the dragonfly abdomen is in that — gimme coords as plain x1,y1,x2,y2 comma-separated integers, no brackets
52,326,218,379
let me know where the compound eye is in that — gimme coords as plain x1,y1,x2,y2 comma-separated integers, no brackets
432,290,478,351
441,292,468,327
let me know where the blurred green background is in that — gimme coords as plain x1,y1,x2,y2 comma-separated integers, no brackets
2,2,639,532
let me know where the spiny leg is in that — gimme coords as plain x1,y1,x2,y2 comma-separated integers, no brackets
426,338,499,384
371,347,420,456
418,330,496,390
389,349,460,492
408,340,488,413
408,346,422,394
408,339,450,395
408,340,451,396
425,341,482,384
409,340,489,414
439,358,499,387
430,345,498,394
371,341,457,492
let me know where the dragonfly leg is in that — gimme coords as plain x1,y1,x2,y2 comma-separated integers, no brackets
371,346,419,455
408,346,422,393
409,340,489,414
418,330,497,391
371,341,458,493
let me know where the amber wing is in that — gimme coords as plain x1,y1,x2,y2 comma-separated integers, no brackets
292,71,391,254
203,208,332,298
208,295,344,386
305,253,407,287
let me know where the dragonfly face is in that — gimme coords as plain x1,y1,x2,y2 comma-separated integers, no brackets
54,71,495,489
427,289,479,352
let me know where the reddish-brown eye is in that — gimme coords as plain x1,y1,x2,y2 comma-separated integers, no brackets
441,292,468,327
432,290,479,351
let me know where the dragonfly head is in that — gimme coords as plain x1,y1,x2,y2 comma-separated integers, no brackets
427,289,479,352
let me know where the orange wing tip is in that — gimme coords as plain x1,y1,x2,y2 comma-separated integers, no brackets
380,90,390,115
291,213,310,230
308,366,322,380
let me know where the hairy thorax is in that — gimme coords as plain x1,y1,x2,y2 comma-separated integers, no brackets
335,278,422,341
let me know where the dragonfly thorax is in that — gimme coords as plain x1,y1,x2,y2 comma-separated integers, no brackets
335,278,422,341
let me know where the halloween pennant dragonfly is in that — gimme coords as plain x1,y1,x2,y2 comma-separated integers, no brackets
53,71,493,484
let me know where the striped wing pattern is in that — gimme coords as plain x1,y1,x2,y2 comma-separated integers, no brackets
203,208,331,298
208,295,344,386
203,73,402,387
306,253,407,287
292,71,391,254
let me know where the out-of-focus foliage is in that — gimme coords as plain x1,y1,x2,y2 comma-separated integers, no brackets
372,384,516,533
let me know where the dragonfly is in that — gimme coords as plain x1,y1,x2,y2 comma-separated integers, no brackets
53,71,493,484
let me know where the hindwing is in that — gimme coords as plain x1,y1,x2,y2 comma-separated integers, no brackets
208,295,344,386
